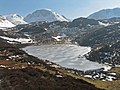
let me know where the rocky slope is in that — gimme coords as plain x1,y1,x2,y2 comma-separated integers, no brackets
85,42,120,66
75,23,120,47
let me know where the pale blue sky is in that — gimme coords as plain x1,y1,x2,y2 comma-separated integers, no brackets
0,0,120,19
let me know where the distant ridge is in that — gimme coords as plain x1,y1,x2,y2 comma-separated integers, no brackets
88,8,120,20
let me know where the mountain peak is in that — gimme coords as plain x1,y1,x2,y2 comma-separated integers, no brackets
6,14,27,25
0,15,15,28
36,8,53,12
88,8,120,20
24,9,69,23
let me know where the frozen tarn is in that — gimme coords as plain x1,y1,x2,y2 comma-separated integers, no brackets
23,44,109,71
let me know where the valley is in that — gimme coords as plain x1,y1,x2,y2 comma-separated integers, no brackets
0,7,120,90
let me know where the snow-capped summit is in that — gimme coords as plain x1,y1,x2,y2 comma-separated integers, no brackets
24,9,69,23
6,14,27,25
0,15,15,28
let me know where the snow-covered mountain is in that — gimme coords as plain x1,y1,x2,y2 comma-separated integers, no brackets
6,14,27,25
0,15,15,28
24,9,69,23
88,8,120,20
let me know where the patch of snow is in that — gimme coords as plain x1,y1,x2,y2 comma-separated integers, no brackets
0,36,33,44
52,34,68,41
106,76,116,81
21,66,26,69
6,59,9,61
46,62,52,65
44,28,48,31
0,65,7,68
50,64,61,68
98,21,111,26
103,66,112,71
52,36,62,41
84,75,92,78
108,73,116,76
28,62,31,65
9,55,20,59
56,75,63,78
114,22,119,24
115,65,120,67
